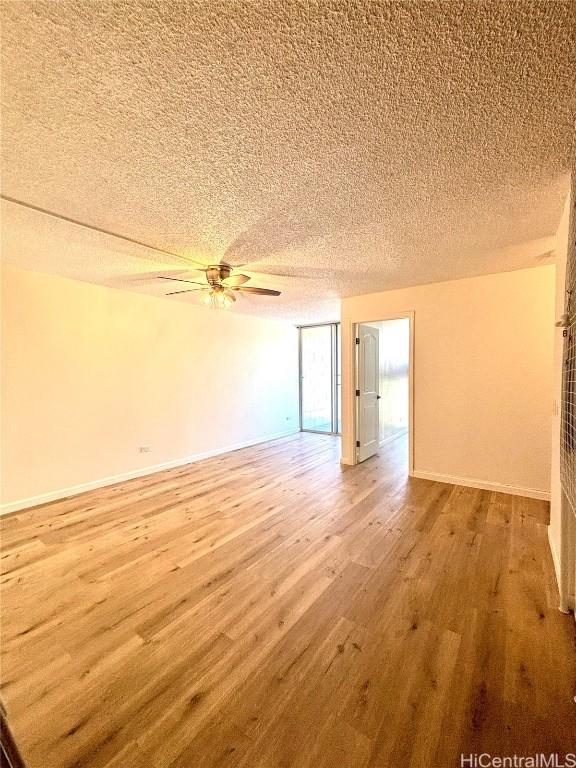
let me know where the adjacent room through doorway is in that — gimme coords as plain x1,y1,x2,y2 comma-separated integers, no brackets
375,318,410,447
354,315,413,468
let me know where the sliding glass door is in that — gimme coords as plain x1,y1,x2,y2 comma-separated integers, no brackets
299,323,340,434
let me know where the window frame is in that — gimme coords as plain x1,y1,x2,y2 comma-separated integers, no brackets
298,322,341,435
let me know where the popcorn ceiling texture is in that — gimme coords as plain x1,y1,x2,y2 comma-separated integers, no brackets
1,0,575,322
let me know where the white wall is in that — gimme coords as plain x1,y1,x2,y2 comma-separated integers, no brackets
341,265,556,499
0,265,299,512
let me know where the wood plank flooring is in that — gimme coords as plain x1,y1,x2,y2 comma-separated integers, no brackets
1,432,575,767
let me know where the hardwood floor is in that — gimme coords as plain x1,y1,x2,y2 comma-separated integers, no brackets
1,433,574,768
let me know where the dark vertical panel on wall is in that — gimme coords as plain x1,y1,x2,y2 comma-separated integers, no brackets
561,171,576,515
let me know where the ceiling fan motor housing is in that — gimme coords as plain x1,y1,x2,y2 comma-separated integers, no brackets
206,264,232,286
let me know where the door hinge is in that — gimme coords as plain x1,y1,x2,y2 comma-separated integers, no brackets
355,338,360,345
356,440,360,448
355,389,360,397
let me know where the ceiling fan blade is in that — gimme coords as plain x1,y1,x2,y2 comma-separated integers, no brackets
165,288,207,295
232,286,281,296
169,268,206,277
224,290,237,302
225,263,318,279
248,270,317,279
222,274,251,287
159,276,206,285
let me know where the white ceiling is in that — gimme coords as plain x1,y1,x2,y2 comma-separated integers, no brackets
1,0,575,323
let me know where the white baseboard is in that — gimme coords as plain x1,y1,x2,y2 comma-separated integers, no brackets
379,429,408,448
0,429,299,516
411,470,550,501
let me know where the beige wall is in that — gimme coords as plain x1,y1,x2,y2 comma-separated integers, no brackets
1,266,299,511
341,265,556,498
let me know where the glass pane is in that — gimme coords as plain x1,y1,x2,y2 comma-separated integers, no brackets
301,326,332,432
335,324,341,433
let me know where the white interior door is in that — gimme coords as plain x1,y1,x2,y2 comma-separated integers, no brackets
357,324,380,462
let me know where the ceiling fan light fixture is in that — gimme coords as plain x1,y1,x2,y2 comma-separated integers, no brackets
157,263,281,305
202,287,233,309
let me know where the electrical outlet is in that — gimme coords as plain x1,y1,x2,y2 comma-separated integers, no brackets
139,446,151,453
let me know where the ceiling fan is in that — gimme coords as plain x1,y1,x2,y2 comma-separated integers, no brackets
158,262,281,308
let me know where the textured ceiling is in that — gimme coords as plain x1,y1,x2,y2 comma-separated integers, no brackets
1,0,575,323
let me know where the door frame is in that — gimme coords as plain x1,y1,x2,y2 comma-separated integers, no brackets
352,311,414,472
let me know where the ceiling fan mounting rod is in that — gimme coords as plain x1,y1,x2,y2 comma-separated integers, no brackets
206,263,232,286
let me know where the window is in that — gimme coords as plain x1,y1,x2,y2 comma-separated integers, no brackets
299,323,340,434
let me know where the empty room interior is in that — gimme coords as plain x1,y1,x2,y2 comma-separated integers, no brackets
1,2,576,767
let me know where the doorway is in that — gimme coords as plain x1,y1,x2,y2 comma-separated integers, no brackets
354,314,413,467
298,323,341,435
